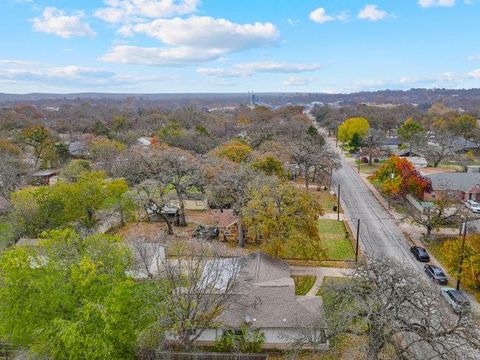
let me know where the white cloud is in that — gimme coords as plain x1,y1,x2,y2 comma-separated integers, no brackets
467,54,480,61
0,59,168,87
468,69,480,78
31,7,96,38
101,45,226,65
102,16,279,65
95,0,199,23
197,61,321,78
309,8,334,23
418,0,456,7
358,4,389,21
309,7,348,24
284,76,316,86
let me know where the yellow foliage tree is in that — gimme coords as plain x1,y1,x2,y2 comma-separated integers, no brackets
337,117,370,144
440,235,480,298
213,140,253,163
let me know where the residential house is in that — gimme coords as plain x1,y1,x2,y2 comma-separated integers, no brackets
32,169,59,186
424,172,480,202
402,156,428,168
178,253,328,350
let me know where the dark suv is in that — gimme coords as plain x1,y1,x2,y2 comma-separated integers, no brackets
424,264,448,285
410,246,430,262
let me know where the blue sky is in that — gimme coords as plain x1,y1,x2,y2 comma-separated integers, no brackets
0,0,479,93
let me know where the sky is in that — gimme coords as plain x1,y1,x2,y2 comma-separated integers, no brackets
0,0,479,94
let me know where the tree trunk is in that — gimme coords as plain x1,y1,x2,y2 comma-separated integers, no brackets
426,225,432,239
178,193,187,226
305,166,310,190
369,153,373,165
238,219,245,248
159,212,174,235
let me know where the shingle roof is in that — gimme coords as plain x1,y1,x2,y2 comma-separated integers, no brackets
427,173,480,192
210,253,324,329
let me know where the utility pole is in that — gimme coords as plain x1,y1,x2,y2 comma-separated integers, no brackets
355,218,360,262
337,184,341,221
388,172,394,210
456,219,468,291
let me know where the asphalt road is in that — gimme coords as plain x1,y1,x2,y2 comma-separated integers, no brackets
331,154,418,268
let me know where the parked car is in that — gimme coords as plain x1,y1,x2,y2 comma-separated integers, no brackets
465,199,480,214
441,287,470,313
424,264,448,285
410,246,430,262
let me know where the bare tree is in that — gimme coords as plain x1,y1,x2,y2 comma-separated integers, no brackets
420,123,462,167
0,155,24,199
404,189,463,239
205,159,257,247
321,258,480,360
157,241,243,350
362,128,385,165
154,147,205,227
128,235,165,279
131,179,175,235
290,133,339,190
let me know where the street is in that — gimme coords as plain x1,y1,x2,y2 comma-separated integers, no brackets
332,154,418,268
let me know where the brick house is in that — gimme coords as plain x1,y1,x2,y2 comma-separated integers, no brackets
424,173,480,202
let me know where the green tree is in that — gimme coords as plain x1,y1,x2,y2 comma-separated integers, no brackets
449,114,477,139
337,117,370,144
20,125,53,169
0,229,154,359
252,156,285,177
243,178,325,259
397,117,425,154
10,171,131,236
60,159,92,182
350,132,361,148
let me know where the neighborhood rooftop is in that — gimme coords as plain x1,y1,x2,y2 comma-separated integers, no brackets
426,172,480,192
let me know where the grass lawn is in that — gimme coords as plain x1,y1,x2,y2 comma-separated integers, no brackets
317,219,355,260
426,238,480,301
355,162,383,175
312,191,338,213
292,275,316,295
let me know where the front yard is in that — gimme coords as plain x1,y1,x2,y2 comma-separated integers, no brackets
318,219,356,261
292,275,316,295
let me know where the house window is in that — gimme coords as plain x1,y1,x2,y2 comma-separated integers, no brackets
469,193,473,200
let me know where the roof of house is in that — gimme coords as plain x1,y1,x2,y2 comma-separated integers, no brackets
381,137,401,146
427,173,480,192
207,253,324,329
452,137,480,150
33,170,58,177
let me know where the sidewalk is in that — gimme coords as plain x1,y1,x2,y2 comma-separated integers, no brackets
290,266,350,297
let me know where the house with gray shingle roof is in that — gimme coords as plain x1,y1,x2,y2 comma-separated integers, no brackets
424,173,480,202
182,253,328,350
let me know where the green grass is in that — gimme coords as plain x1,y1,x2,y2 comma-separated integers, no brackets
292,275,316,295
317,219,355,260
313,191,338,213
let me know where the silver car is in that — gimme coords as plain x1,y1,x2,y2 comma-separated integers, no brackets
465,200,480,213
441,287,470,313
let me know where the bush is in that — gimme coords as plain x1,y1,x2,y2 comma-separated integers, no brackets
214,326,265,353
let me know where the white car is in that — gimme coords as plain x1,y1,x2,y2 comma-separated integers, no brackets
441,287,470,313
465,200,480,213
